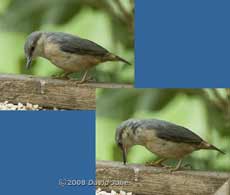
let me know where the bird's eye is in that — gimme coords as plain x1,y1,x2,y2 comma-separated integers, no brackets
31,45,35,51
118,142,123,148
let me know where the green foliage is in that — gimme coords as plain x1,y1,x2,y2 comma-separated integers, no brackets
97,89,230,171
0,0,134,83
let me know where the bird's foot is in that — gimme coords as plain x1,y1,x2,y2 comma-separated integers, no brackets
145,158,167,167
150,164,178,172
84,76,96,83
145,161,164,167
166,164,191,173
166,166,182,173
182,163,192,170
51,73,69,80
72,79,87,84
70,76,96,84
145,162,181,172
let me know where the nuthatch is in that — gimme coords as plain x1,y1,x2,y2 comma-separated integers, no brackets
24,31,131,83
116,119,225,171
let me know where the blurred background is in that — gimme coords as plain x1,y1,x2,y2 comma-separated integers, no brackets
0,0,134,83
97,88,230,171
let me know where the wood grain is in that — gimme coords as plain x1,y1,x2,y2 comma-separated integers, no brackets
215,179,230,195
0,74,132,110
96,160,230,195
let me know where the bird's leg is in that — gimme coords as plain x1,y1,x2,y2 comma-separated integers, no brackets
73,71,95,84
182,163,192,170
79,70,88,83
146,158,167,167
168,159,183,172
71,71,88,84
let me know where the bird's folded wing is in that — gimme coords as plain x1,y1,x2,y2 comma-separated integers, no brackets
154,124,203,144
138,119,204,144
48,32,109,56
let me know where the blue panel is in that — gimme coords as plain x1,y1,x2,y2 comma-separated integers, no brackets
0,111,95,195
135,0,230,87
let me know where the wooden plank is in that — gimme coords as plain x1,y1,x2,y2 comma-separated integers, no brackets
96,160,230,195
0,74,94,110
0,74,132,110
215,179,230,195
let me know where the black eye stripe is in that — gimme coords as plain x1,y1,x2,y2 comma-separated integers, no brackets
118,142,123,148
29,45,35,56
30,33,41,53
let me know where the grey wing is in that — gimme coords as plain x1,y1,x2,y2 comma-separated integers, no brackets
142,119,203,144
48,32,109,56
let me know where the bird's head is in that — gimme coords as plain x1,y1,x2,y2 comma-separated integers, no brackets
115,120,138,165
24,31,43,69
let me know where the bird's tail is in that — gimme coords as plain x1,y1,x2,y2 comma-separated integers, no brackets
202,141,225,154
106,53,131,65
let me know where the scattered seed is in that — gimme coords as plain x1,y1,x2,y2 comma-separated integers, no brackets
0,101,58,110
96,188,132,195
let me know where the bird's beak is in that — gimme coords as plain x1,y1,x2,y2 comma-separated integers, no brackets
121,145,127,165
25,56,32,69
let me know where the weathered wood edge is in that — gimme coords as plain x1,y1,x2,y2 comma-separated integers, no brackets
215,179,230,195
96,160,230,195
0,74,133,89
0,74,132,110
0,73,96,110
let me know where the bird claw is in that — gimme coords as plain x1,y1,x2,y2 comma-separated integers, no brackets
145,162,164,167
145,163,181,173
51,73,69,79
166,164,192,173
182,163,192,170
167,166,181,173
72,79,86,84
70,76,96,84
145,158,167,167
84,76,96,82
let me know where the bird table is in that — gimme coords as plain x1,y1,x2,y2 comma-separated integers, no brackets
0,74,133,110
96,160,230,195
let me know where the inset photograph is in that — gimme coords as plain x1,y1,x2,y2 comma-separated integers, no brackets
0,0,134,110
96,88,230,195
